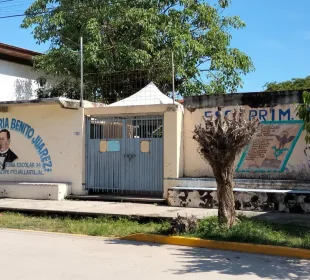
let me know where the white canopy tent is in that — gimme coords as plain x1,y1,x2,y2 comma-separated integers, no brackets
108,82,178,106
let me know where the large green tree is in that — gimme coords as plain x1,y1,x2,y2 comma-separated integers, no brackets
264,76,310,143
22,0,253,103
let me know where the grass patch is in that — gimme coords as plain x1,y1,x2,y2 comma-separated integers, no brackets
0,212,309,250
0,212,170,237
184,216,310,250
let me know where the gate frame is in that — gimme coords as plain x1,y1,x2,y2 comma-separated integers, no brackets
83,104,184,199
85,114,164,195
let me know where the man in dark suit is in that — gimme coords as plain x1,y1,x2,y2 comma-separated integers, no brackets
0,129,18,170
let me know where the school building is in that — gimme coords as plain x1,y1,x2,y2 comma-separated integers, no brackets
1,42,310,213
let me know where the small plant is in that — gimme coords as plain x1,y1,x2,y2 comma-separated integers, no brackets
171,214,198,234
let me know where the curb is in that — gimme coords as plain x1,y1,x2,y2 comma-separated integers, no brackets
120,233,310,260
0,207,173,222
0,228,113,240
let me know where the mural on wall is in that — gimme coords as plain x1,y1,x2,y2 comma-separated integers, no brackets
0,117,53,175
205,108,293,121
236,120,303,173
0,129,18,170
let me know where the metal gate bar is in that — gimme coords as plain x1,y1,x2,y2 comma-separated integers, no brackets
85,115,163,195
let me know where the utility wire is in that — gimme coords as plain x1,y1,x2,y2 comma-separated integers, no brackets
0,10,50,19
0,0,29,3
0,0,43,18
0,0,57,17
0,3,84,19
0,0,33,12
0,1,33,9
0,0,221,20
0,0,169,19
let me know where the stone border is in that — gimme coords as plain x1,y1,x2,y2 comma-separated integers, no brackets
167,188,310,212
119,233,310,260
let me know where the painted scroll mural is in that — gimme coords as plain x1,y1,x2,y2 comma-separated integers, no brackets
236,120,303,172
0,117,53,175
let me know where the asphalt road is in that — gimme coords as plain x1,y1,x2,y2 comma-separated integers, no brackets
0,229,309,280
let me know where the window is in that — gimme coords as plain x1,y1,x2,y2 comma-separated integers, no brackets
126,116,163,139
90,118,123,139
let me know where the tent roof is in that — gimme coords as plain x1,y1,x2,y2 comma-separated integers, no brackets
108,82,176,106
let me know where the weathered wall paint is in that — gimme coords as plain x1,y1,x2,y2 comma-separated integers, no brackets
0,60,55,101
184,104,310,180
0,104,84,194
205,107,294,121
0,117,53,174
167,188,310,213
236,120,303,173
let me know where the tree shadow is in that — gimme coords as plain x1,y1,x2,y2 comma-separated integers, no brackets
251,212,310,227
12,77,57,100
167,246,310,279
13,78,35,100
106,239,310,279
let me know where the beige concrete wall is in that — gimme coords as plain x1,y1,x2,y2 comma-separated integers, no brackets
163,106,184,197
0,104,84,194
84,104,177,116
0,182,69,200
178,107,184,177
184,104,309,180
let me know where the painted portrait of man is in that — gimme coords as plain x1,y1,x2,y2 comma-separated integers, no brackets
0,129,18,170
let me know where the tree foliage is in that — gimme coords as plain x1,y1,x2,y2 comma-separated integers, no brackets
297,91,310,144
22,0,253,103
264,76,310,91
264,76,310,144
193,107,260,228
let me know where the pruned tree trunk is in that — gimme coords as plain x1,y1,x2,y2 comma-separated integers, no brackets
193,107,260,229
213,165,236,227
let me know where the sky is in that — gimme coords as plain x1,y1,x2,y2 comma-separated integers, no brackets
0,0,309,93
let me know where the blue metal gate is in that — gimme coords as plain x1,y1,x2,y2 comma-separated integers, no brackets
85,115,163,196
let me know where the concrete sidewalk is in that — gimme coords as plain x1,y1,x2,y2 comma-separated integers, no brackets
0,198,309,226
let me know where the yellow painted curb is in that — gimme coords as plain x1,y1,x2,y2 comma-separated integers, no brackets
120,233,310,260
